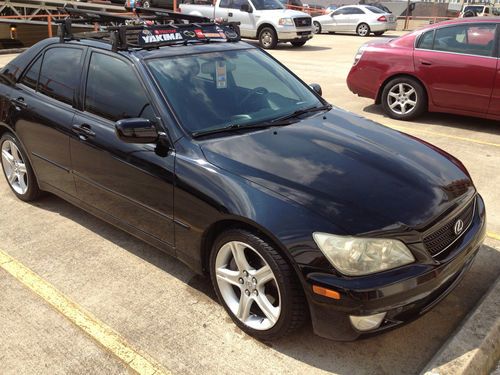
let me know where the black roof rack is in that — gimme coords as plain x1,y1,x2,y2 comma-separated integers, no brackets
56,6,240,52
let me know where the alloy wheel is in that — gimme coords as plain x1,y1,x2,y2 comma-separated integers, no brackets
387,83,418,116
357,24,369,36
1,140,28,195
215,241,281,330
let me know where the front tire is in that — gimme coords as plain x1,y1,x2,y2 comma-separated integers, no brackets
290,40,307,47
210,229,307,340
356,23,370,37
313,21,322,34
1,133,41,202
381,77,427,120
258,27,278,49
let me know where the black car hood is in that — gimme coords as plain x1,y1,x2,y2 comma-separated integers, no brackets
200,109,475,235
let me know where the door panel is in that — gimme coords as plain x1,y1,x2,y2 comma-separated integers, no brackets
13,86,76,194
71,113,175,248
71,50,175,249
487,59,500,116
415,50,496,113
414,24,497,113
12,46,85,196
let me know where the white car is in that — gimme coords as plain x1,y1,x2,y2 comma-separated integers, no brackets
313,5,396,37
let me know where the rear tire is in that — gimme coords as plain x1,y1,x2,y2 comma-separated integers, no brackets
210,229,307,340
290,40,307,47
0,133,41,202
259,27,278,49
381,77,427,121
356,23,370,37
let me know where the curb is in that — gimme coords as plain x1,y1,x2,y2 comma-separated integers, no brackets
422,277,500,375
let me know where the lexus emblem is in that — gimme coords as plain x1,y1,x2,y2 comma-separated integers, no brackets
454,219,464,236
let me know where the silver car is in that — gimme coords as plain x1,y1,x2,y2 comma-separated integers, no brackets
313,5,396,37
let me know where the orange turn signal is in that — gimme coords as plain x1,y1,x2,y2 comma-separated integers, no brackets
312,285,341,300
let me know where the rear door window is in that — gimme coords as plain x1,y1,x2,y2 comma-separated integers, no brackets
417,30,435,50
433,24,496,57
38,47,84,106
20,55,42,90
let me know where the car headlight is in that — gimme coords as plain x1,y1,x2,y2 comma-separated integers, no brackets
279,18,295,26
312,233,415,276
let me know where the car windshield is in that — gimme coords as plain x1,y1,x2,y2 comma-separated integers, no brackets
252,0,285,10
147,49,322,136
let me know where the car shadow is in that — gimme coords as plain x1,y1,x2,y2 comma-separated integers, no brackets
363,103,500,137
29,193,500,374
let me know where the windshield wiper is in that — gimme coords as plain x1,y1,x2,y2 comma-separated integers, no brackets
271,104,332,123
191,104,332,139
192,121,291,138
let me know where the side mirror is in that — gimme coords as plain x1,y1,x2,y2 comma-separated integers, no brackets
240,3,253,12
309,83,322,96
115,118,159,144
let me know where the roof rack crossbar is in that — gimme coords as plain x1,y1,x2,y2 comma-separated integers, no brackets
57,5,241,51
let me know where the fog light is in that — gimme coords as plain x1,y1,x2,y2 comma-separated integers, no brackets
349,312,386,331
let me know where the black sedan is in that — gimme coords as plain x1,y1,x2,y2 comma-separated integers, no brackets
0,19,485,341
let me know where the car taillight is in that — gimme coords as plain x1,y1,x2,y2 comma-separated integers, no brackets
353,45,367,65
377,15,387,22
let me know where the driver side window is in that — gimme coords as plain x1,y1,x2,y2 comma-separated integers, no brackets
85,52,156,123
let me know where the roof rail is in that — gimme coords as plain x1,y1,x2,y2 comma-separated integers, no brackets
56,6,240,51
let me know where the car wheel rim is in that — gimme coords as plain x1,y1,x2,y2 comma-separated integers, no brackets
215,241,281,331
387,83,418,116
261,32,273,47
314,22,320,33
358,25,368,36
1,140,28,195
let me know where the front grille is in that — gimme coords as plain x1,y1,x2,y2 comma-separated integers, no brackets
294,17,312,27
423,198,476,257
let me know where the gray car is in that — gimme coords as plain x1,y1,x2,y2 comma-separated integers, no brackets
313,5,396,36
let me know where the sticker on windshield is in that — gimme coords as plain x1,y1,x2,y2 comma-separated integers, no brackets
216,61,227,89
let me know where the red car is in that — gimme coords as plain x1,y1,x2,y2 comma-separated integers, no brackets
346,18,500,121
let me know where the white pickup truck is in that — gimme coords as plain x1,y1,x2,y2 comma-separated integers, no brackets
179,0,313,49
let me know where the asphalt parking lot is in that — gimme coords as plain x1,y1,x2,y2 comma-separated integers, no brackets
1,32,500,375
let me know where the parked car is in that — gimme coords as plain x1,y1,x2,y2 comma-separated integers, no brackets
459,4,491,17
0,9,486,342
313,5,396,36
347,18,500,121
180,0,313,48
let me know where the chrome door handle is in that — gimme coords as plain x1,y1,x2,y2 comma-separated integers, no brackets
72,124,96,139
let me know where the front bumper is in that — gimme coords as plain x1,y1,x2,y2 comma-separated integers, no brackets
302,194,486,341
277,26,313,42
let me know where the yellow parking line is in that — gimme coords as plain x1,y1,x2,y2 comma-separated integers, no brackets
389,125,500,148
487,231,500,241
0,249,170,375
